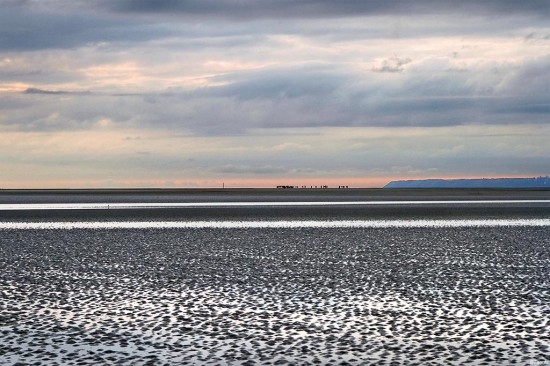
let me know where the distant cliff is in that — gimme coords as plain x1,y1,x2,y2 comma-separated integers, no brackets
384,176,550,188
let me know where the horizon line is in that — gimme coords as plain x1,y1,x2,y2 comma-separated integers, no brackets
1,175,548,191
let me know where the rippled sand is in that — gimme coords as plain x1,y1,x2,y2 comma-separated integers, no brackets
1,226,549,365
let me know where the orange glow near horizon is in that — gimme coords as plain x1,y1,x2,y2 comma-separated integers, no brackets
0,174,543,189
1,177,387,189
211,174,547,189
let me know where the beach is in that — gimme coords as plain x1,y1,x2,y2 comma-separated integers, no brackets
1,189,549,365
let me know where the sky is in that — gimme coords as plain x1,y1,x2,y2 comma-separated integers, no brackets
0,0,549,188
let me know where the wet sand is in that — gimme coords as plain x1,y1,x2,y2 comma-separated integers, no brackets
1,187,549,204
0,188,549,222
1,189,549,365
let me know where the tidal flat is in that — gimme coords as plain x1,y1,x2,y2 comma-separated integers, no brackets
1,225,549,365
1,189,549,365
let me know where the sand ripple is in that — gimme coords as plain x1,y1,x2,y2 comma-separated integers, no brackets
1,227,549,365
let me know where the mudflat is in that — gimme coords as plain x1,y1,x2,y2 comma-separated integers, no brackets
0,189,548,365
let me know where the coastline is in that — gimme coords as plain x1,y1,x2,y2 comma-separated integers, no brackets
0,188,548,222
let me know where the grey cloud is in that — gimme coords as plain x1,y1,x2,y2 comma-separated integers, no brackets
23,88,147,98
139,54,550,129
0,95,35,111
0,55,86,84
0,2,175,51
372,57,412,73
24,88,92,95
493,103,550,115
0,70,42,81
24,88,67,95
499,55,550,98
205,64,353,100
1,93,134,131
103,0,550,19
8,56,550,134
0,2,286,52
2,0,549,51
189,63,548,129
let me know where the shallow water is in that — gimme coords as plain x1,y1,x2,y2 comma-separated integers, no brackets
0,218,549,229
1,190,548,364
1,225,549,365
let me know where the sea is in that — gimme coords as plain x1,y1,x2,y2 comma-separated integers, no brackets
0,188,549,365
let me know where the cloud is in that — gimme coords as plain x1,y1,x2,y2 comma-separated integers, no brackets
0,1,175,51
6,54,549,134
24,88,92,95
2,124,547,188
206,64,353,100
1,0,549,52
372,57,412,73
103,0,550,19
1,1,548,187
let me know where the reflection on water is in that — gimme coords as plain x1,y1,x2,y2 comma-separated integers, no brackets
0,199,549,210
0,218,549,229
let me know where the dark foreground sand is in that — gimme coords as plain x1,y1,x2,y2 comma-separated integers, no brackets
1,188,548,224
1,226,549,365
1,187,549,204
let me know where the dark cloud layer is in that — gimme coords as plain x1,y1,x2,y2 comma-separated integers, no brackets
105,0,550,19
0,1,174,50
24,88,92,95
10,55,550,134
1,0,549,51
